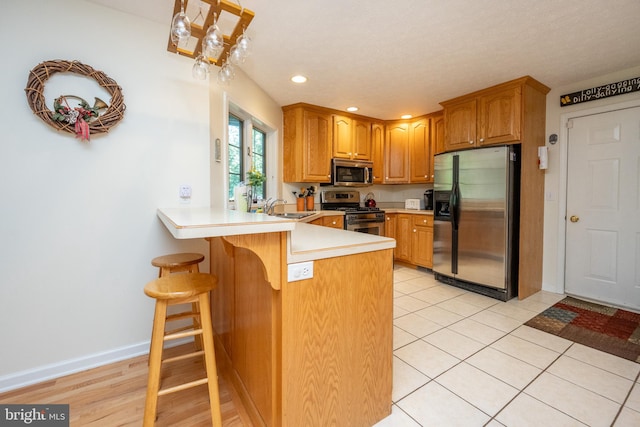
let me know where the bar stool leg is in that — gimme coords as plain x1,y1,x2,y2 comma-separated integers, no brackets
198,292,222,427
144,300,168,427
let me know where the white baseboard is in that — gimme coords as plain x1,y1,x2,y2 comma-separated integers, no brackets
0,338,191,393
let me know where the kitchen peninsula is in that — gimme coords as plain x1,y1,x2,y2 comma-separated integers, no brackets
157,207,396,427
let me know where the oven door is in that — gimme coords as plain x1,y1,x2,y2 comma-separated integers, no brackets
345,216,385,236
349,222,384,235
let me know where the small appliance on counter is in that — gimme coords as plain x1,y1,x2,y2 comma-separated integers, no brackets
424,189,434,210
404,198,424,210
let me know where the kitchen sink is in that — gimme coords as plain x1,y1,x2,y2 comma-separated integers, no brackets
272,212,316,219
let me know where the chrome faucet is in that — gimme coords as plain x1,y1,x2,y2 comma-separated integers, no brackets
265,198,286,215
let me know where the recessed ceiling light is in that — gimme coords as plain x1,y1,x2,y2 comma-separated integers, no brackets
401,114,413,119
291,75,307,83
346,106,359,112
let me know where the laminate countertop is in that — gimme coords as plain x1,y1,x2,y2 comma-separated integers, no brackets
157,207,395,264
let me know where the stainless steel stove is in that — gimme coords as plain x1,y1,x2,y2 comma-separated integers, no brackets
320,190,385,235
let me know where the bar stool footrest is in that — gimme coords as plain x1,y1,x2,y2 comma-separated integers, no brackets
158,377,208,396
163,350,205,364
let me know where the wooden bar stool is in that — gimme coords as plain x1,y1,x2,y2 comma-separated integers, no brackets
143,273,222,427
151,253,205,277
151,253,205,350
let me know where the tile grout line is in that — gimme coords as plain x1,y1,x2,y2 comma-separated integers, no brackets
483,342,584,426
609,367,640,426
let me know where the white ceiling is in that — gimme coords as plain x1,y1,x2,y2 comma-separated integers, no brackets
87,0,640,120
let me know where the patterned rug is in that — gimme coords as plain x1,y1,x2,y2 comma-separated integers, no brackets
525,296,640,363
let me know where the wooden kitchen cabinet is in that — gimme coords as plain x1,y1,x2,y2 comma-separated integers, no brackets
441,76,547,151
333,115,372,160
432,111,445,156
384,121,410,183
394,214,412,262
386,117,436,184
310,215,344,229
409,117,431,183
353,118,372,160
283,104,332,183
371,122,385,184
387,213,433,268
411,215,433,268
478,85,521,146
384,213,396,239
442,98,477,150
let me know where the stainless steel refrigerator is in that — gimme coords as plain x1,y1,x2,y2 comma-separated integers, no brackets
433,145,520,301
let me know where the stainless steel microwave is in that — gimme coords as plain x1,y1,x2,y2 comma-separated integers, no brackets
332,159,373,187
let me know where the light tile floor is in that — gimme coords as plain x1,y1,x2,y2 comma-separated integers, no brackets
374,266,640,427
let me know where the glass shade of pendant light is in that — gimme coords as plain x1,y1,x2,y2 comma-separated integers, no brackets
192,54,210,80
170,0,191,46
202,14,224,59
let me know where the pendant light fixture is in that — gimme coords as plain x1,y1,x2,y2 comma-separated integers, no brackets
167,0,255,84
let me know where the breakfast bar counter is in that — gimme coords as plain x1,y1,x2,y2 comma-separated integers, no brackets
157,207,395,427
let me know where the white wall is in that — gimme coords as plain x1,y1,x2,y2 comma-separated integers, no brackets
0,0,213,388
542,65,640,293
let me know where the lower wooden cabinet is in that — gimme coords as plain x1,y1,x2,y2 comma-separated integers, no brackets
411,215,433,268
309,215,344,229
386,213,433,268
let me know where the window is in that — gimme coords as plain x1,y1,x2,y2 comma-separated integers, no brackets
228,112,268,202
228,115,242,200
251,127,266,200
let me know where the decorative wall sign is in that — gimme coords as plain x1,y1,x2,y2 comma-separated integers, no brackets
25,60,126,141
560,77,640,107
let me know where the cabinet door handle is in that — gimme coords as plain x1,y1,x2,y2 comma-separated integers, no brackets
413,229,416,232
479,138,484,142
469,140,474,144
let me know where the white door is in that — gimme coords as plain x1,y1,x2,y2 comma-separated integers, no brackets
565,106,640,310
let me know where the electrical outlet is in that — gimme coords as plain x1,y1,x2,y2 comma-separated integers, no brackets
287,261,314,282
179,185,192,200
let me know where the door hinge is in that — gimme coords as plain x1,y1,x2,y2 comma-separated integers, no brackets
566,119,574,129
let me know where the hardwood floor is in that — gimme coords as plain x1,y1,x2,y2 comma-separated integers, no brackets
0,343,254,426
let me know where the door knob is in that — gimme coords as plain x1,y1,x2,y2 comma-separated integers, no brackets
570,215,580,223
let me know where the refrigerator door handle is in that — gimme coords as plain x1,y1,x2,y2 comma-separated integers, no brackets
450,183,460,231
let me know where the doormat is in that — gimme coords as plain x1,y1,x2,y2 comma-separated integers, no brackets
524,296,640,363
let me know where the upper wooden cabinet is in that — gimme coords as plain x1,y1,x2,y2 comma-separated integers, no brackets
385,116,436,184
431,112,444,180
384,121,410,183
479,86,521,146
440,76,548,152
333,115,372,160
283,104,333,183
409,117,431,183
353,119,372,160
371,122,385,184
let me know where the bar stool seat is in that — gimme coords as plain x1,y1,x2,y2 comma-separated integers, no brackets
151,253,205,277
151,253,205,351
143,272,221,427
